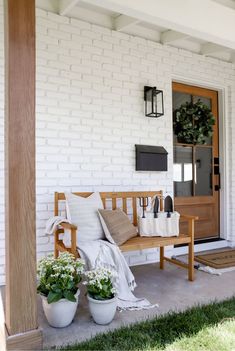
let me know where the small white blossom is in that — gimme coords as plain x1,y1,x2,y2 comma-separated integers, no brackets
37,252,85,301
83,266,118,300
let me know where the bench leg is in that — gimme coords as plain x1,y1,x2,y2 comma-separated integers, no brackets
71,228,79,258
188,219,195,281
54,244,59,258
54,230,59,258
188,241,194,281
160,247,164,269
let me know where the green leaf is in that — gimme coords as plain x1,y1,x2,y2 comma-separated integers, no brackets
47,291,62,304
173,100,215,145
64,290,76,302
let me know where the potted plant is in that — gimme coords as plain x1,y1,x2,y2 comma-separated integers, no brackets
37,252,84,328
84,267,118,325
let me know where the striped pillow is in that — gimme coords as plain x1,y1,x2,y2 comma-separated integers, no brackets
98,209,137,246
65,192,105,245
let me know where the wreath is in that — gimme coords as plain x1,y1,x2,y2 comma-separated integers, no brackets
173,99,215,144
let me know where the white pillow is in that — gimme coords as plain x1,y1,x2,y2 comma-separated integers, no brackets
64,192,104,246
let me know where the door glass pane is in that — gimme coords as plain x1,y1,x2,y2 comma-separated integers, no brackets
173,92,191,109
193,96,212,145
174,146,193,197
193,96,211,109
173,92,192,142
195,147,213,196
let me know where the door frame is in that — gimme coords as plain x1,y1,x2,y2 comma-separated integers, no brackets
171,75,230,242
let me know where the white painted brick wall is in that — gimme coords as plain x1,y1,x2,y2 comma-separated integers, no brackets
0,4,235,284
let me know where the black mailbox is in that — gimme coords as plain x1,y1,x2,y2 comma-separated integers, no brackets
135,145,168,171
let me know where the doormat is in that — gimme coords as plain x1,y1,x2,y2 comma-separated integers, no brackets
195,249,235,269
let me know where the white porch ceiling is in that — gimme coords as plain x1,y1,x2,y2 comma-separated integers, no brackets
36,0,235,64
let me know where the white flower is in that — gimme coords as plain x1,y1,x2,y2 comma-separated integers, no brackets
111,287,117,294
37,252,85,293
84,266,118,298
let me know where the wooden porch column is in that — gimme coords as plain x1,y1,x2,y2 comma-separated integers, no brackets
4,0,42,349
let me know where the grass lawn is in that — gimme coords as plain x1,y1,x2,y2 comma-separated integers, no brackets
58,297,235,351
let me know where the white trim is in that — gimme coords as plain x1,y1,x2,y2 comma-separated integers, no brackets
228,241,235,247
218,87,230,240
171,74,230,242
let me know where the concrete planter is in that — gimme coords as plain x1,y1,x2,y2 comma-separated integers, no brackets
88,295,117,325
41,289,80,328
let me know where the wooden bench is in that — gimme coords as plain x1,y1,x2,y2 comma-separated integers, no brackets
54,191,198,281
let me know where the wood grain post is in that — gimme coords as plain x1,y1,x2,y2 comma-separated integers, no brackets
4,0,42,348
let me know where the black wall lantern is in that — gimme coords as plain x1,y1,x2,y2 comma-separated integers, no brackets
144,86,164,118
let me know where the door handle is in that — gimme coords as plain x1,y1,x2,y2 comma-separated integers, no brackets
214,163,220,191
214,173,220,191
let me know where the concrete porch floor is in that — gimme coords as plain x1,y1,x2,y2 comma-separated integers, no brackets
39,259,235,350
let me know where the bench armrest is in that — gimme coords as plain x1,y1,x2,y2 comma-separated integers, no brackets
179,214,197,240
180,214,199,221
59,222,77,230
58,222,78,257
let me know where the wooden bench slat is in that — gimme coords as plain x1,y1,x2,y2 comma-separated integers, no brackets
132,197,137,225
122,198,127,214
120,234,191,252
112,197,117,210
102,198,106,209
57,191,163,201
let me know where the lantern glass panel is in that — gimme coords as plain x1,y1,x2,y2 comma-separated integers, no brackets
153,91,158,115
155,90,164,116
145,88,153,116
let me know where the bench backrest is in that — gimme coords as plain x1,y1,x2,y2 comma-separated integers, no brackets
55,190,163,226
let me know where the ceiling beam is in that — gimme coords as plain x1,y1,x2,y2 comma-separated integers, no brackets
59,0,80,16
201,42,229,56
231,52,235,63
161,30,189,44
36,0,58,12
81,0,235,50
114,15,140,31
213,0,235,10
123,24,160,42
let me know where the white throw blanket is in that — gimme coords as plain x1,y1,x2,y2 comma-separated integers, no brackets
46,217,158,311
46,216,70,234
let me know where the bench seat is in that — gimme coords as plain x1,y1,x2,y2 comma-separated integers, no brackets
120,234,191,252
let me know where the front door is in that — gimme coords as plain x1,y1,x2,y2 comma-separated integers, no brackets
172,82,220,240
